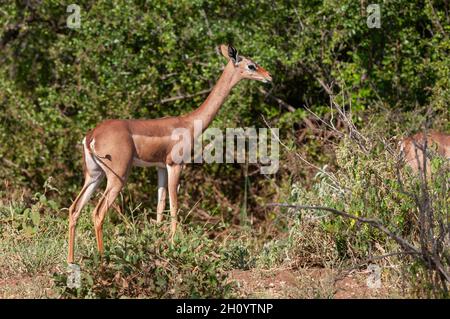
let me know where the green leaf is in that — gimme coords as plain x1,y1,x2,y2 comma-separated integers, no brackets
31,209,40,227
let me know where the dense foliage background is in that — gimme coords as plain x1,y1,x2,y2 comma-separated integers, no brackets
0,0,448,298
1,0,448,206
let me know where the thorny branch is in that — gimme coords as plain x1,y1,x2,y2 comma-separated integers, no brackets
266,203,450,283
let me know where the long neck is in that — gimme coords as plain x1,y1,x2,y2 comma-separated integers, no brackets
184,62,239,133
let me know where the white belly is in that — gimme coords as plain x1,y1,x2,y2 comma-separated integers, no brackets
133,158,166,168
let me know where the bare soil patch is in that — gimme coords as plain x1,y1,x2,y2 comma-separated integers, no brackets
230,267,399,299
0,273,56,298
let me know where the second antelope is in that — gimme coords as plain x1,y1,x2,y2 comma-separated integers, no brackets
67,44,272,263
399,130,450,175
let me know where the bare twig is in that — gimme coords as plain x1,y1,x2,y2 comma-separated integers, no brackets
266,202,450,283
2,158,32,179
261,115,343,190
315,77,369,151
150,88,212,106
267,203,420,254
303,103,343,135
258,87,296,113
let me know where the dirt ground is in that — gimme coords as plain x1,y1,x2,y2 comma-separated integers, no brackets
0,267,402,299
230,267,401,299
0,273,57,298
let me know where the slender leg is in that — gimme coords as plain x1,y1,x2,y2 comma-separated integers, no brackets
80,132,133,258
91,178,123,256
68,174,104,263
167,164,182,240
156,167,168,223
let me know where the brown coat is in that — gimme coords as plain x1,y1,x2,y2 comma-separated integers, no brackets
399,131,450,174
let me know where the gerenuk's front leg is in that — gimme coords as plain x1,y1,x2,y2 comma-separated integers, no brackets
167,164,182,241
156,167,168,223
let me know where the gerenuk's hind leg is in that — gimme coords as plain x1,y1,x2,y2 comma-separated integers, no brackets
68,139,104,264
68,172,104,263
91,177,123,255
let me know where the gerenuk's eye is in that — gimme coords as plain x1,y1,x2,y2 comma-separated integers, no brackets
248,64,257,71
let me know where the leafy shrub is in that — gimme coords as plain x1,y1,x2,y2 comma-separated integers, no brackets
256,218,339,269
223,239,256,270
54,225,233,298
256,238,291,269
286,126,449,297
0,192,65,276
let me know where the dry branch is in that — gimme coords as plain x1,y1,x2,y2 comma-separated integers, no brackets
266,202,450,283
150,88,212,106
258,87,296,113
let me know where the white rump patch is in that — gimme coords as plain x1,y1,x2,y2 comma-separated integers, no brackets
83,137,103,176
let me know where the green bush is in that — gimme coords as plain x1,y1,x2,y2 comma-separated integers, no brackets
1,0,449,216
223,239,256,270
286,126,449,297
54,224,233,298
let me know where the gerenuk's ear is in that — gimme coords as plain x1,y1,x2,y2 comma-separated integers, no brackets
219,44,240,64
